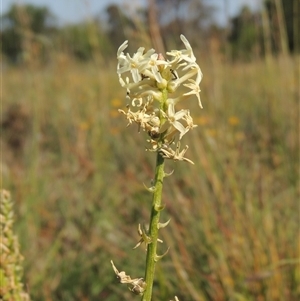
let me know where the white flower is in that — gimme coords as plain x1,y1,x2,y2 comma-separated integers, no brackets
118,47,145,82
162,103,189,140
143,53,169,83
183,79,203,108
166,34,196,65
117,46,156,83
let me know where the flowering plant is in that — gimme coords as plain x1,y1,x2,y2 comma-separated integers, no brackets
111,35,203,301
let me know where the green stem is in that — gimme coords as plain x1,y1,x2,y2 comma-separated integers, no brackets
142,151,165,301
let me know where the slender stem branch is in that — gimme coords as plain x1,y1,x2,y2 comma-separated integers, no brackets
142,151,165,301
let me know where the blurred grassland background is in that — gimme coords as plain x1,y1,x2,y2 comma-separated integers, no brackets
1,0,299,300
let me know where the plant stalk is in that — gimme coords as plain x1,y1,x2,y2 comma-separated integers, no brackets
142,151,165,301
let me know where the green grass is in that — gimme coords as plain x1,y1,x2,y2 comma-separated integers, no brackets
2,54,299,301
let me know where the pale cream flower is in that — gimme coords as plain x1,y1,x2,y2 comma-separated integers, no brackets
183,78,203,108
162,103,189,140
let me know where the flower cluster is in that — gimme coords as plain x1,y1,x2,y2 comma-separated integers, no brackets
117,35,202,163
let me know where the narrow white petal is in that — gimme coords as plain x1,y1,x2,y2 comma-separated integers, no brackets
117,40,128,57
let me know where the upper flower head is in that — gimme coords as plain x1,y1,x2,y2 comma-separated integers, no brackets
117,35,202,106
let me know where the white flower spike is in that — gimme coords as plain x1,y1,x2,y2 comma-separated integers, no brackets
117,35,203,164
